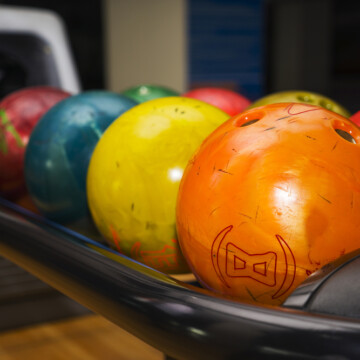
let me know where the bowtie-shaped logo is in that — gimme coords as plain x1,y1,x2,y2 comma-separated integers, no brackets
226,242,277,286
211,225,296,299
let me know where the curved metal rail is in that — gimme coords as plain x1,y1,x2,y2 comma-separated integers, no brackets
0,198,360,360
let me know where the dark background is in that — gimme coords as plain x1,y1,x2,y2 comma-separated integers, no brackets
0,0,359,111
266,0,360,113
0,0,104,91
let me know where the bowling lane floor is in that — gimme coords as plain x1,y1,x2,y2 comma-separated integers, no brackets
0,314,163,360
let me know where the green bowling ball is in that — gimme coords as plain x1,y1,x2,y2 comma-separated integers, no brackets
248,90,351,118
122,84,179,103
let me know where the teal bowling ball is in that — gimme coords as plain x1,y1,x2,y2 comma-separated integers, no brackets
122,84,179,103
24,91,138,226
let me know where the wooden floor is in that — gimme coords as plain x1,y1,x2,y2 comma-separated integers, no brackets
0,315,164,360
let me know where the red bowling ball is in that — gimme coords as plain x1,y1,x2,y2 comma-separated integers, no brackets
351,110,360,127
0,86,71,200
183,87,251,116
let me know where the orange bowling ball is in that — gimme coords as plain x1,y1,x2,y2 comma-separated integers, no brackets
176,102,360,305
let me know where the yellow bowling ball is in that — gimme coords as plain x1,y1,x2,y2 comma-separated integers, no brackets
248,90,351,118
87,97,229,274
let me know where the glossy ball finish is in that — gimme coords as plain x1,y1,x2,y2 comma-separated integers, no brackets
25,91,137,224
183,87,250,116
176,102,360,305
122,84,179,103
0,86,70,200
87,97,229,274
248,90,351,118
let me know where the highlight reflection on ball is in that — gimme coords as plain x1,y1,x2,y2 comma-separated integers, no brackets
87,96,229,274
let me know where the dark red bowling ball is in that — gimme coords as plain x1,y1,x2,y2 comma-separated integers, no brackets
183,87,251,116
351,111,360,127
0,86,71,200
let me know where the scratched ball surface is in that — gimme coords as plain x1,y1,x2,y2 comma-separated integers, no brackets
0,86,70,200
176,102,360,305
24,91,137,225
248,90,351,118
87,97,229,274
